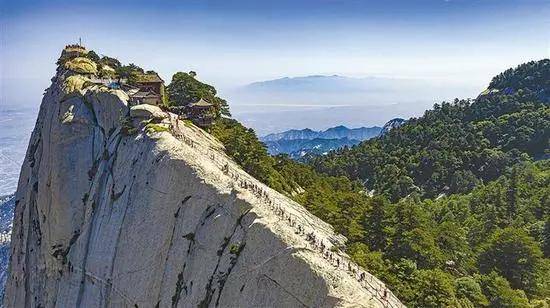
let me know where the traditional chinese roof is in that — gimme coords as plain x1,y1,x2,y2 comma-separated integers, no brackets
190,98,214,108
134,73,164,84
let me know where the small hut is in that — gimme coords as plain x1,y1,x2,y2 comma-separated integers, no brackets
187,98,215,127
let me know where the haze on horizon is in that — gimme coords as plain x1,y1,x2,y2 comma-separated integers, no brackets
1,0,549,133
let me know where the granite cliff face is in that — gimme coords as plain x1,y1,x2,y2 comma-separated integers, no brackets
379,118,406,136
4,51,403,307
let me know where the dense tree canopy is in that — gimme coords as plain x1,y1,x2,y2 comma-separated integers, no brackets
115,63,144,83
167,71,231,117
489,59,550,97
310,59,550,202
478,228,544,293
210,118,293,192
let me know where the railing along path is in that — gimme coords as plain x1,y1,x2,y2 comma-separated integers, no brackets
173,125,405,308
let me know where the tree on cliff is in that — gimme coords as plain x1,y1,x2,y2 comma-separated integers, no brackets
116,63,144,83
167,71,231,117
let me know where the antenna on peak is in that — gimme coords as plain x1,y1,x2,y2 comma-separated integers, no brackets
79,37,82,46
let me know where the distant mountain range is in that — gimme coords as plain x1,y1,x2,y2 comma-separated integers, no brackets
245,75,402,93
228,74,477,136
262,125,382,142
243,74,463,96
238,74,475,106
260,125,383,159
263,137,361,160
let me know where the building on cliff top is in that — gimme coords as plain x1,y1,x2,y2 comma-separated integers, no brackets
62,44,88,56
168,98,216,127
58,44,89,65
187,98,215,127
129,73,165,106
129,90,162,105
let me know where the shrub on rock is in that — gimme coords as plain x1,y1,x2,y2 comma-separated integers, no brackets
63,75,92,94
64,57,98,75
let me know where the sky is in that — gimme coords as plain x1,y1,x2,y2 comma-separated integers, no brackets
1,0,549,109
0,0,547,192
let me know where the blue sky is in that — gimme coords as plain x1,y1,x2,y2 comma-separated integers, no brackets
1,0,548,106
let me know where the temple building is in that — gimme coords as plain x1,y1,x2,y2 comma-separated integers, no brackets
129,73,165,106
61,44,88,59
128,90,163,105
187,98,215,127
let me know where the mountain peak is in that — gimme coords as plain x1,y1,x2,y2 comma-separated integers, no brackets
261,125,382,142
380,118,406,135
4,46,401,308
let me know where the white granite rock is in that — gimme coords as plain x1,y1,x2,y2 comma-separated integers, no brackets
4,69,403,308
130,104,167,120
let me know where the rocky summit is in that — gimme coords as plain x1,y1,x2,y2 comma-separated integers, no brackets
3,48,403,307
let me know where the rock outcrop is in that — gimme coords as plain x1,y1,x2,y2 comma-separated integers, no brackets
4,51,403,308
379,118,406,136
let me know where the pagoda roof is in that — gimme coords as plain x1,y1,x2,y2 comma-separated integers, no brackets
190,98,214,107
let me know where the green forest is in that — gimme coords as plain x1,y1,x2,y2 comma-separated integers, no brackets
188,60,549,307
311,60,549,201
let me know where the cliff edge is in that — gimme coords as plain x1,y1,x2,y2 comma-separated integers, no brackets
4,49,403,308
